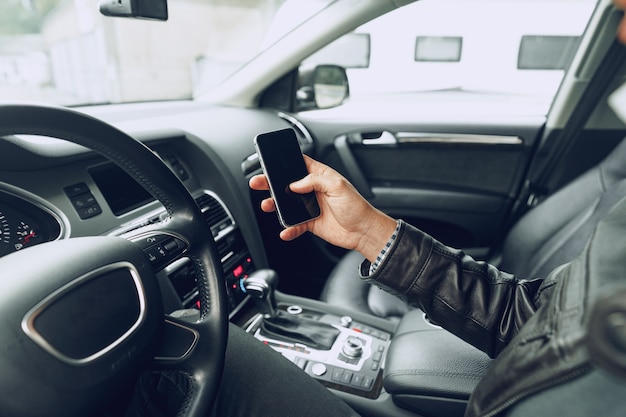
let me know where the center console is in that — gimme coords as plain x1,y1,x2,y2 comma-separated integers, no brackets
245,304,391,398
232,269,394,400
229,270,492,417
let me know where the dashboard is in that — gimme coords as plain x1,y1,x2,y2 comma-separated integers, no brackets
0,101,305,316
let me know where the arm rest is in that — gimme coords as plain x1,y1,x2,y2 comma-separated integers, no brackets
384,328,492,417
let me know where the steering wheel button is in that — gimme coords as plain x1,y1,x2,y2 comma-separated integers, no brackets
156,246,167,257
164,239,178,252
134,235,165,250
145,250,159,263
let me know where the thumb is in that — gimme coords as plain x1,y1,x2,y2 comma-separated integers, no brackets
289,174,315,194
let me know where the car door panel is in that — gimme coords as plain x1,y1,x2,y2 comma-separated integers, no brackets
302,119,544,255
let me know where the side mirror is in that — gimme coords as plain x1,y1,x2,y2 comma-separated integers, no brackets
296,65,349,111
99,0,168,21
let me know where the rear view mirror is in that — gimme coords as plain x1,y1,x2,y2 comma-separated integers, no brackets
296,65,349,111
99,0,168,21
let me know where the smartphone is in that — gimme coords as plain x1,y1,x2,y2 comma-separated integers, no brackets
253,128,321,228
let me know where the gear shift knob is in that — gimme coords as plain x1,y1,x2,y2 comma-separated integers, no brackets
243,269,279,318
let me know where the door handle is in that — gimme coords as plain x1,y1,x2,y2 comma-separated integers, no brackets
359,131,398,145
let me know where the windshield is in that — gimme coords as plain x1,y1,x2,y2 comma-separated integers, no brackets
0,0,327,107
1,0,596,112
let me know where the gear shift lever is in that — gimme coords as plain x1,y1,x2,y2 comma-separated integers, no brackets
243,269,279,318
243,268,340,350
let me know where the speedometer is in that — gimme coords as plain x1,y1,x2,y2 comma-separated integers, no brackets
0,211,11,257
15,220,42,250
0,191,64,258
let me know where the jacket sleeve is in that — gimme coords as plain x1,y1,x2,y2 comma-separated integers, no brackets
360,220,543,358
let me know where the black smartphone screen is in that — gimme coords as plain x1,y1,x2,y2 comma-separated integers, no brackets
254,128,321,227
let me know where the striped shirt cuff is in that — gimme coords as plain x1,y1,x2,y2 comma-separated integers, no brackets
368,220,401,275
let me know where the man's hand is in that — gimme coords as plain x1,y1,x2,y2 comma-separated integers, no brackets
249,155,397,263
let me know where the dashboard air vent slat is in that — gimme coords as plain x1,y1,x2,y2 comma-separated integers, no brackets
195,193,232,237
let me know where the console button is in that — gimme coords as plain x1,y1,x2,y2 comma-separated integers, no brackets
77,204,102,219
341,371,353,384
63,183,90,197
331,368,344,382
294,357,308,370
311,363,327,376
64,183,102,219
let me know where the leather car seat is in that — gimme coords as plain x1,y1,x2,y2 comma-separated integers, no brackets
320,137,626,321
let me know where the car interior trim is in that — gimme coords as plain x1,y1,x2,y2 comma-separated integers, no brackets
21,261,147,365
154,318,200,362
277,111,315,145
360,132,523,146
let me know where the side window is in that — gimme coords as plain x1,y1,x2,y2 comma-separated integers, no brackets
299,0,596,117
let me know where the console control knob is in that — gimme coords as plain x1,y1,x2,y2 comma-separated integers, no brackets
342,336,364,358
340,315,353,327
311,363,327,376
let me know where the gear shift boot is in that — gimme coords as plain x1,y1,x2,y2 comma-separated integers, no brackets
260,311,340,350
243,269,340,350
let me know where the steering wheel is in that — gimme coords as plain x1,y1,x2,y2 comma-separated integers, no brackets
0,105,228,417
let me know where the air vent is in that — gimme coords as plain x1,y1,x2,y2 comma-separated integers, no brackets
277,112,313,146
195,193,234,238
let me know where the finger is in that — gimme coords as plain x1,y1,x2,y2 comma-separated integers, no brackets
288,156,321,194
260,197,276,213
279,225,307,241
302,154,317,169
291,166,350,197
249,174,269,190
290,174,315,194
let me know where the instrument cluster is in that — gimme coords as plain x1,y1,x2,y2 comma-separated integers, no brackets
0,190,64,258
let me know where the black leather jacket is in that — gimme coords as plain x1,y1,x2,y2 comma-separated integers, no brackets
361,199,626,416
